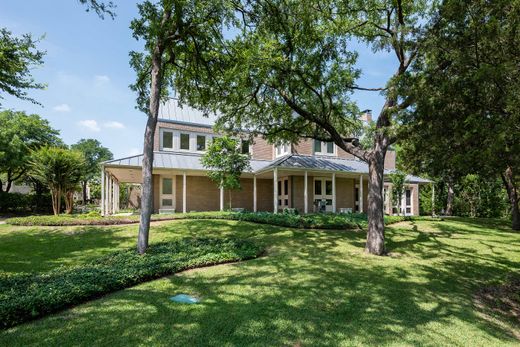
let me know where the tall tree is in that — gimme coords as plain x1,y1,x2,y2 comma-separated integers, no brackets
71,139,113,204
402,0,520,229
175,0,433,255
30,147,85,215
0,29,45,106
0,110,62,192
130,0,233,254
201,136,251,209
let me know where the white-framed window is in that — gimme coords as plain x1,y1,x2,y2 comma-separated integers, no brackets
314,140,335,155
241,139,251,155
160,129,174,150
179,133,190,150
196,134,206,151
275,143,291,157
277,178,289,208
160,176,175,209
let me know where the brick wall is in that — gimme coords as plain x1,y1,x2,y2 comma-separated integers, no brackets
292,139,313,156
251,137,273,160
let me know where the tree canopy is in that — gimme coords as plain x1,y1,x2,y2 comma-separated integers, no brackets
201,136,251,209
0,110,62,192
0,28,45,106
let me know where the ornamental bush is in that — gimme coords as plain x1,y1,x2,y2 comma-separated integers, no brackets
0,237,262,329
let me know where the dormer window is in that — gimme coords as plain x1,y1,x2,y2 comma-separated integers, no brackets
314,140,335,155
241,140,250,154
275,143,290,157
162,131,173,150
196,135,206,151
180,133,190,150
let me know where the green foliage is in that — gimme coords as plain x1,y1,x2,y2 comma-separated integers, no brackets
0,110,62,191
29,147,85,215
389,170,407,215
0,28,45,106
201,137,251,205
454,175,508,218
5,211,406,229
0,237,262,328
78,0,116,19
0,192,52,213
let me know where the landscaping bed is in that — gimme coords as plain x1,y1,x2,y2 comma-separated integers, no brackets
4,211,415,229
0,237,263,329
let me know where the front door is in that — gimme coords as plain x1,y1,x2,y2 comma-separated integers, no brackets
278,178,289,210
314,177,333,212
401,188,412,215
160,176,175,210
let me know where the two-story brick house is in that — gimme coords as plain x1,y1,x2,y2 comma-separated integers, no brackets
100,100,428,216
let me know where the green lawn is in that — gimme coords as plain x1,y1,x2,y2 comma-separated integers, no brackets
0,217,519,346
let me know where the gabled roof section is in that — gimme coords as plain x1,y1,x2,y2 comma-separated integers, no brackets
158,98,218,126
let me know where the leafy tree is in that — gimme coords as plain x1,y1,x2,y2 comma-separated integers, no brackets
402,0,520,229
78,0,116,19
0,110,62,192
130,0,233,254
174,0,434,255
389,171,407,216
29,147,85,215
0,29,45,106
201,137,251,209
71,139,113,204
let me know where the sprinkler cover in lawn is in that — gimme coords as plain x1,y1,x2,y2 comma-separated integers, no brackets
170,294,200,304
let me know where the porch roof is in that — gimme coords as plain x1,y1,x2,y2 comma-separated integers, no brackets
103,152,430,183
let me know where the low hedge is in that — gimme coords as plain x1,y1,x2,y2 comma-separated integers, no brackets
0,237,262,329
5,211,410,229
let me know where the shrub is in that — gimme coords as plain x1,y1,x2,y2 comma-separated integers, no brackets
0,237,262,329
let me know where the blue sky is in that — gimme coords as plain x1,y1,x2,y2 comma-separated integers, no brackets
1,0,396,159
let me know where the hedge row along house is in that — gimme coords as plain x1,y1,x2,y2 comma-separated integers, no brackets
101,100,429,216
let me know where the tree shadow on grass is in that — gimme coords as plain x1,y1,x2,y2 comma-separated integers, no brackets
1,219,519,346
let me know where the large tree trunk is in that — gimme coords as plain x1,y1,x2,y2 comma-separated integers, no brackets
5,180,12,193
365,148,386,255
446,178,455,216
137,38,166,255
0,179,3,193
501,166,520,231
82,181,88,205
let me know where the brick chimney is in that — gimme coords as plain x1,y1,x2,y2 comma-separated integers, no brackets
360,109,372,123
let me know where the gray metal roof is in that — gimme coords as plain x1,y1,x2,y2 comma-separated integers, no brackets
103,151,271,173
158,98,218,126
104,152,430,183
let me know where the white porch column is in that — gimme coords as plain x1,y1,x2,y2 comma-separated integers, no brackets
359,175,364,213
100,168,105,216
253,175,257,212
304,170,308,214
115,180,119,213
332,173,336,213
182,172,187,213
273,168,278,213
105,172,109,215
220,186,224,211
112,178,116,214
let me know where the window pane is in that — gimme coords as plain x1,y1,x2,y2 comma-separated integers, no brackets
162,178,172,194
315,180,322,195
284,179,288,195
314,140,321,153
162,199,173,207
325,180,332,195
180,133,190,150
277,181,282,195
162,131,173,149
196,135,206,151
241,140,250,154
326,142,334,153
406,189,411,204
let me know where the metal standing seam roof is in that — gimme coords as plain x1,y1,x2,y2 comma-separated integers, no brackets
103,152,430,183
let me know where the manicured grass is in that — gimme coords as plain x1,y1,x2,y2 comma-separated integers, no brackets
0,217,519,346
4,211,408,229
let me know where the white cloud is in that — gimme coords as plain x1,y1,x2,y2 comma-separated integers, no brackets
52,103,71,112
78,119,100,132
103,121,125,129
94,75,110,83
